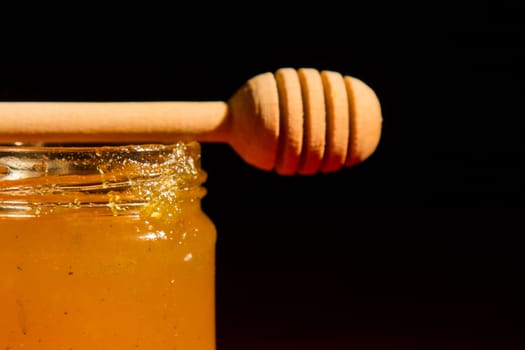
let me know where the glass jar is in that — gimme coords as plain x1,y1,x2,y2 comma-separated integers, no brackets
0,141,217,350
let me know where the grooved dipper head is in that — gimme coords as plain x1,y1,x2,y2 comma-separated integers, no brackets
228,67,382,175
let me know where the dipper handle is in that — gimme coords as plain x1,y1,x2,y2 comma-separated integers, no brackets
0,101,231,143
0,67,382,175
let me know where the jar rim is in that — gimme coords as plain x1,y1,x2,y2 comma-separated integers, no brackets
0,141,207,218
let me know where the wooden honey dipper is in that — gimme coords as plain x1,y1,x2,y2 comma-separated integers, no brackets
0,67,382,175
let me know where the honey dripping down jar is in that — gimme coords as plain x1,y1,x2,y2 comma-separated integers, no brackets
0,141,217,350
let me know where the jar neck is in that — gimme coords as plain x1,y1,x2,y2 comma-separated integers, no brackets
0,142,207,218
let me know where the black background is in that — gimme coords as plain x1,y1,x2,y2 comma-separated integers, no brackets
1,2,524,349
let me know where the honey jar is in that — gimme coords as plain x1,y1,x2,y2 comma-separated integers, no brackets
0,141,216,349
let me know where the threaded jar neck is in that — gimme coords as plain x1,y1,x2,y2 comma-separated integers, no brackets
0,141,207,218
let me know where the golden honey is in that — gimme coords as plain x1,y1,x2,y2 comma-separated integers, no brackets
0,142,216,349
